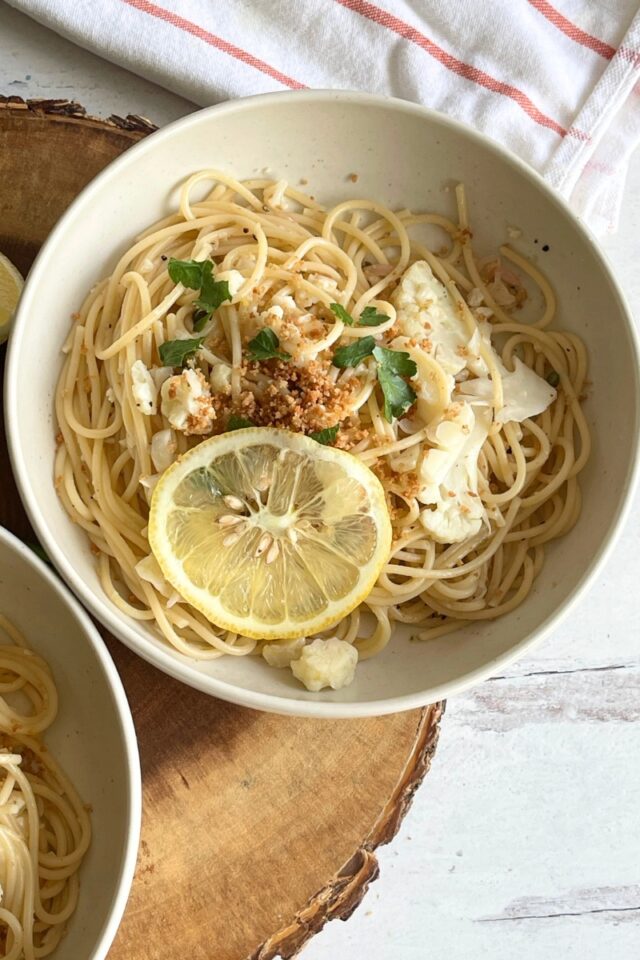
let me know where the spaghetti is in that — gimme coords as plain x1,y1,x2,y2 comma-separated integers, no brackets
54,172,590,681
0,615,91,958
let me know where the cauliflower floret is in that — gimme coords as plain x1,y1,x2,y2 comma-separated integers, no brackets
296,273,339,309
150,428,178,473
459,357,556,423
160,369,215,435
262,637,306,668
210,362,232,394
259,301,316,361
418,402,476,496
419,405,491,544
215,269,245,298
290,637,358,692
130,360,157,415
392,260,469,375
271,291,299,315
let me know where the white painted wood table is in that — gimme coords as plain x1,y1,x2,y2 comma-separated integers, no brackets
1,4,639,957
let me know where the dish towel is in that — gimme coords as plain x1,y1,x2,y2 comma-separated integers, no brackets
7,0,640,235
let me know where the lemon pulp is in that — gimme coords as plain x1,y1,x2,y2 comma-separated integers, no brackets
148,428,392,639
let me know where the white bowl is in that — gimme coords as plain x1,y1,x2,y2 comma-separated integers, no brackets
0,526,141,957
5,91,640,717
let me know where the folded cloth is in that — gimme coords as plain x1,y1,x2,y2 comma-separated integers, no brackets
8,0,640,234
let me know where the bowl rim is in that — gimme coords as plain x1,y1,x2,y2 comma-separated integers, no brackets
0,525,141,958
5,89,640,718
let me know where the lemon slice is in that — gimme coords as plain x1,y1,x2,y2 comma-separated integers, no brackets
0,252,24,344
149,428,392,639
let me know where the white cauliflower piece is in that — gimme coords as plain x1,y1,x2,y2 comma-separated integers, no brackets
459,357,556,423
130,360,157,415
150,428,178,473
216,269,245,298
290,637,358,692
160,369,215,435
392,260,468,375
271,291,299,315
262,637,306,668
419,405,491,544
419,403,476,496
210,362,232,394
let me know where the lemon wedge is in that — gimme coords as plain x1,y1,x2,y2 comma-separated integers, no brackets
148,428,392,639
0,253,24,344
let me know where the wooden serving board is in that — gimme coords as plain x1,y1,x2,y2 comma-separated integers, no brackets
0,97,444,960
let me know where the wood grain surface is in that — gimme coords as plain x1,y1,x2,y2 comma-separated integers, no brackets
0,97,444,960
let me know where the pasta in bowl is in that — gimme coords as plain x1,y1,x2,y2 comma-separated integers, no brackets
6,92,639,716
54,171,589,694
0,527,140,958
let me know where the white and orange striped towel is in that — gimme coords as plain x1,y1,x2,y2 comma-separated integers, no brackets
8,0,640,234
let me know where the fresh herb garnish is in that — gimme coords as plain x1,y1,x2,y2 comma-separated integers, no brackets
194,262,231,321
158,337,205,367
358,306,389,326
168,258,232,331
168,258,208,289
332,335,376,368
546,370,560,387
329,303,388,328
329,303,355,326
227,414,255,431
192,308,210,332
372,346,417,422
247,327,291,362
309,424,339,445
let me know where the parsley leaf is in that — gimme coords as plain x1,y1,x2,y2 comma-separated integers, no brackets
309,424,339,445
168,258,232,332
546,370,560,387
330,303,355,326
332,335,376,368
168,258,207,289
376,368,417,422
358,306,389,327
227,415,254,431
372,346,417,378
247,327,291,362
329,303,388,327
372,346,418,422
159,337,205,367
193,261,231,326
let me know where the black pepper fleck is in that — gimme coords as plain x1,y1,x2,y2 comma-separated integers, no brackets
542,244,550,252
